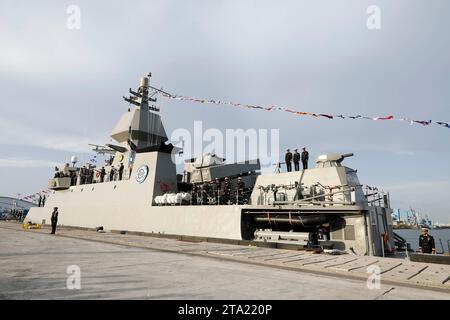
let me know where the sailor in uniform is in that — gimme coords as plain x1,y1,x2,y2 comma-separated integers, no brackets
50,207,59,235
301,147,309,170
118,163,124,180
109,166,115,182
100,167,106,182
419,228,436,254
285,149,293,172
293,148,300,171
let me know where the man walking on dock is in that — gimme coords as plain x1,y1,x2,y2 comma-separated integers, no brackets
419,228,436,254
50,207,59,235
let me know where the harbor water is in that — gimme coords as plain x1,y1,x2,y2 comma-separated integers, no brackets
395,229,450,254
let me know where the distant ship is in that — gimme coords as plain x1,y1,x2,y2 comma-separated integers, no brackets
434,224,450,230
25,74,396,257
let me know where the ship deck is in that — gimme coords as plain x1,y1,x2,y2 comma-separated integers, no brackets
0,221,449,299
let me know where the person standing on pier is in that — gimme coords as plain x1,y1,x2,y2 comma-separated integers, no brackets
50,207,59,235
418,228,436,254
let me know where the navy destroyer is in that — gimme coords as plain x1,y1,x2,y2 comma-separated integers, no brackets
25,74,395,256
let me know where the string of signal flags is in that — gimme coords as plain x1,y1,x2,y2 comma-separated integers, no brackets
20,189,51,202
158,91,449,130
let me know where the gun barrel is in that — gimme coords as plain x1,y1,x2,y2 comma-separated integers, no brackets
341,153,354,158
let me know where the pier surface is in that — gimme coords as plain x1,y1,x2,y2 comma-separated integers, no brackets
1,222,449,300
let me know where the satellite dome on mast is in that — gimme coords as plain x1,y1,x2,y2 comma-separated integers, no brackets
70,156,78,166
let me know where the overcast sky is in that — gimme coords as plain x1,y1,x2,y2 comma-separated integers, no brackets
0,0,449,222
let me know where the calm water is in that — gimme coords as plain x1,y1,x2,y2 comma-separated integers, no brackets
395,229,450,253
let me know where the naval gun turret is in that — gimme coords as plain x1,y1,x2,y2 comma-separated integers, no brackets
315,153,354,168
183,154,260,185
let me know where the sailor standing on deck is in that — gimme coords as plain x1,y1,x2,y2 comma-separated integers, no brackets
50,207,59,235
293,148,300,172
109,166,115,182
419,228,436,254
100,167,106,182
285,149,293,172
118,163,124,181
301,147,309,170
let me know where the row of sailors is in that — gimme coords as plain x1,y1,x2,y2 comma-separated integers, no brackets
97,163,127,183
54,163,128,186
285,147,309,172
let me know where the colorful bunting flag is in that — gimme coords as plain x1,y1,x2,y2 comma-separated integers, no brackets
374,115,394,120
437,121,450,128
413,120,432,126
161,93,448,130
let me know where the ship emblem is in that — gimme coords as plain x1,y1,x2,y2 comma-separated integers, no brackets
135,165,149,183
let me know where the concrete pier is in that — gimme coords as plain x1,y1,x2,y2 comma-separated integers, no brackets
0,222,449,300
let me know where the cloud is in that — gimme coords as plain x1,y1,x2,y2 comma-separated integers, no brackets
0,115,104,153
0,158,59,168
0,3,105,78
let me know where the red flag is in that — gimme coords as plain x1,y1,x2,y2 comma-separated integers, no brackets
375,115,394,120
